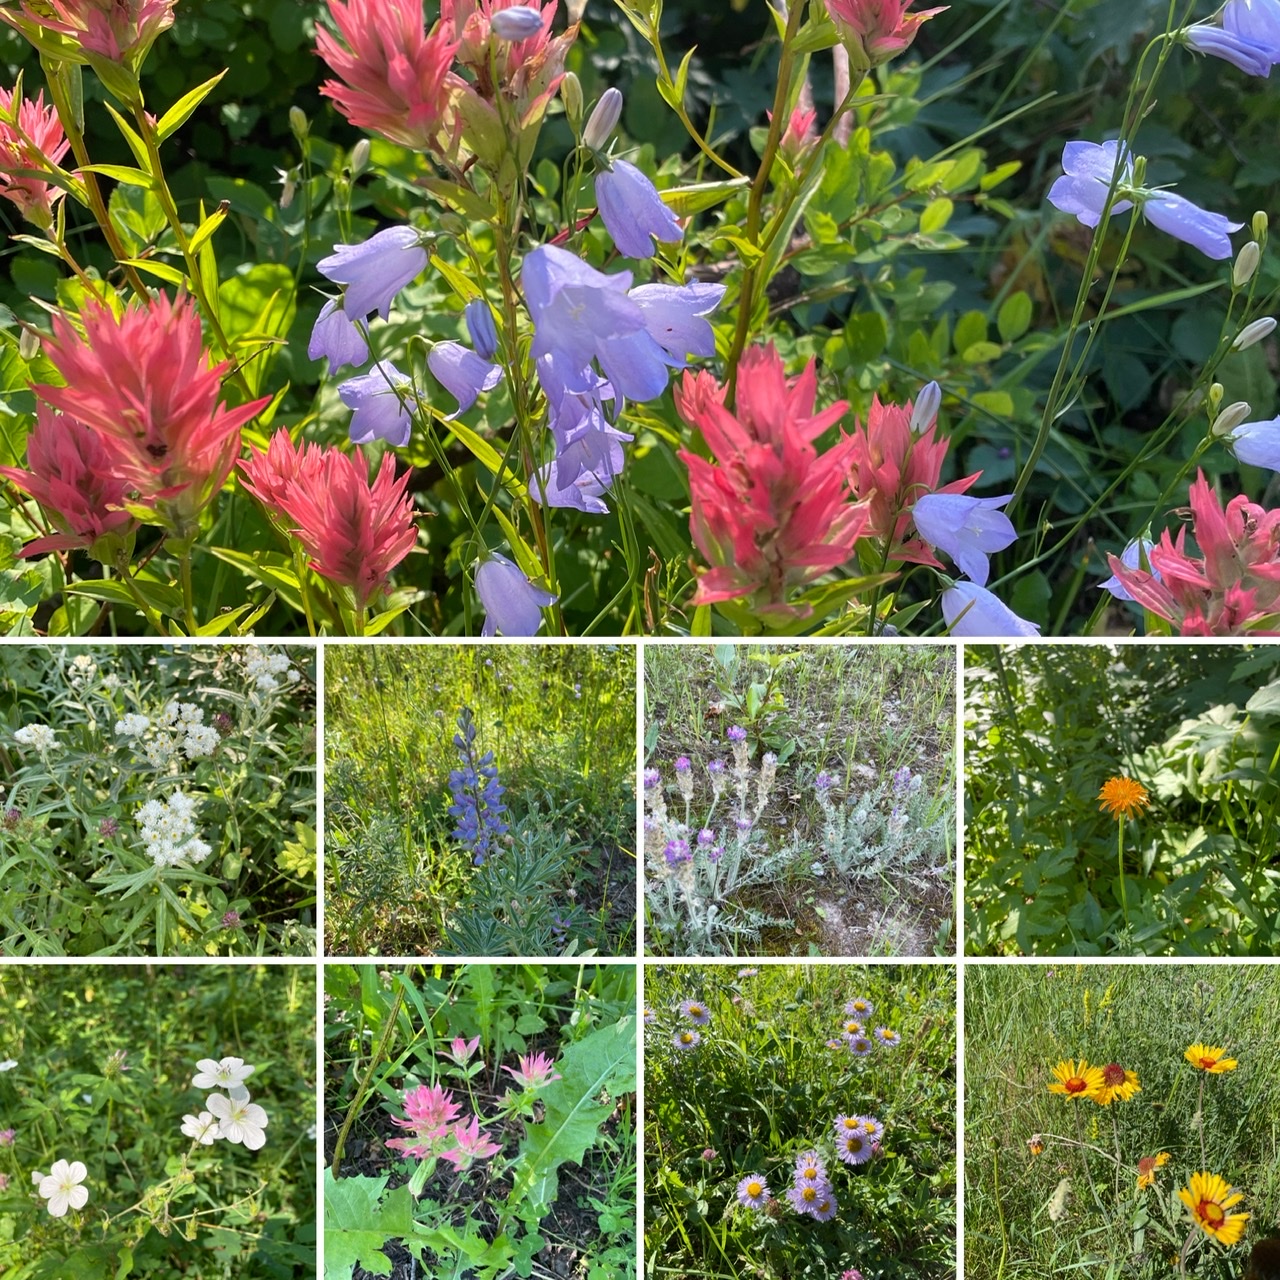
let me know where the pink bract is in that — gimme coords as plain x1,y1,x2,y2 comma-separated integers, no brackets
2,0,176,63
0,85,71,228
437,1114,502,1167
503,1049,560,1088
824,0,947,64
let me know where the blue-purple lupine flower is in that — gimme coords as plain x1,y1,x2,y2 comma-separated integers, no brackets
893,767,913,796
308,298,369,371
912,493,1016,586
595,159,682,259
1185,0,1280,77
318,225,428,321
427,341,502,418
664,838,692,865
1099,537,1160,602
643,768,661,789
447,706,509,866
697,828,715,845
1225,415,1280,471
338,362,414,446
814,771,834,791
465,298,499,360
475,552,557,637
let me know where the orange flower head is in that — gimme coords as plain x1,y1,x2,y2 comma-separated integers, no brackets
1137,1152,1170,1190
1178,1170,1249,1246
1098,776,1150,820
1185,1043,1238,1073
1092,1062,1141,1106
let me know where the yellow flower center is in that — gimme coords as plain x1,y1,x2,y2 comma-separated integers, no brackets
747,1181,761,1197
1199,1200,1225,1228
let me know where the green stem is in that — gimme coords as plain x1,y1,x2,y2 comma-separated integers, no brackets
331,984,403,1174
1117,813,1128,925
179,548,197,634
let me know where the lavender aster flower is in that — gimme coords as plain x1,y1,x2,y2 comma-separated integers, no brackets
595,159,682,259
809,1191,838,1222
427,341,502,418
643,1007,656,1024
338,362,414,446
308,297,369,371
835,1129,874,1165
793,1151,828,1186
874,1026,901,1048
846,1034,873,1056
679,999,711,1025
845,997,874,1018
673,1028,701,1051
736,1174,769,1209
318,225,427,321
475,553,557,637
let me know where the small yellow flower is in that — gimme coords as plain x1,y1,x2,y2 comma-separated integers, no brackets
1092,1061,1141,1105
1178,1170,1249,1245
1185,1043,1238,1073
1098,776,1151,820
1137,1152,1170,1190
1047,1058,1104,1101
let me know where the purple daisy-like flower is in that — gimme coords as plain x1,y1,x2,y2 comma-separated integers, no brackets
826,1038,843,1049
874,1026,901,1048
835,1130,874,1165
846,1034,873,1056
844,998,874,1018
679,999,711,1025
857,1116,885,1143
673,1028,701,1051
810,1191,838,1222
786,1181,828,1216
793,1150,827,1186
737,967,758,978
643,1007,656,1024
727,725,747,742
841,1019,865,1037
736,1173,769,1209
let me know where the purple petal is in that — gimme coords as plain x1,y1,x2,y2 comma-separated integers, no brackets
475,553,556,637
595,160,682,259
1143,192,1243,259
338,361,415,446
941,581,1040,637
308,298,369,371
427,341,502,418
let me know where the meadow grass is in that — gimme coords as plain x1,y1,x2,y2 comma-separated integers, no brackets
964,964,1280,1280
645,962,956,1280
324,643,636,955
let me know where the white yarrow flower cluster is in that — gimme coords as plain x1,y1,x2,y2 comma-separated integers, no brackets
67,653,97,689
131,699,220,768
13,724,56,752
244,649,301,693
138,790,212,868
184,1056,269,1151
115,713,150,738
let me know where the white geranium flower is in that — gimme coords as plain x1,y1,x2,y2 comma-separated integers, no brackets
38,1159,88,1217
206,1093,268,1150
192,1056,255,1094
180,1111,220,1145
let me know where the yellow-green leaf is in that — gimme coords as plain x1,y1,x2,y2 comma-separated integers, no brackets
155,70,228,143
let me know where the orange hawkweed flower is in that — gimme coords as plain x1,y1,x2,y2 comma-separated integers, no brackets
1178,1170,1249,1246
1137,1152,1170,1190
1098,776,1151,820
1092,1062,1141,1106
1047,1059,1104,1101
1185,1043,1238,1073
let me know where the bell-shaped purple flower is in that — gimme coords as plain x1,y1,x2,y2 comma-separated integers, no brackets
338,362,415,446
1227,415,1280,471
941,580,1040,637
584,87,623,150
427,341,502,418
912,493,1017,587
1186,0,1280,76
475,553,557,637
1046,140,1134,228
630,281,725,366
1099,537,1159,602
529,431,626,513
595,159,682,259
318,226,428,321
308,298,369,371
1143,192,1243,260
465,298,499,360
489,5,544,40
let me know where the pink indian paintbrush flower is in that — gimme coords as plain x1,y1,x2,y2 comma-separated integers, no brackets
385,1082,465,1158
676,344,869,618
846,389,981,570
1105,470,1280,634
0,0,176,65
242,432,418,612
317,0,459,152
824,0,947,65
0,84,71,229
437,1114,502,1168
502,1050,561,1089
0,405,136,558
35,293,269,532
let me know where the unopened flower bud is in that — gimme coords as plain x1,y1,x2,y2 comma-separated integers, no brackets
350,138,370,176
1253,210,1269,241
490,5,543,40
909,380,941,435
465,298,499,360
1211,400,1251,437
1208,382,1225,411
561,71,583,131
18,328,39,361
1233,316,1276,351
289,106,308,141
584,87,623,151
1233,241,1260,287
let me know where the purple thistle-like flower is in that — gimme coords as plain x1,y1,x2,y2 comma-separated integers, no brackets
475,553,557,638
318,225,427,321
843,1270,866,1280
814,771,834,790
736,1173,769,1209
213,712,234,737
338,362,415,447
427,341,502,419
308,297,369,371
696,828,715,845
707,759,726,775
2,808,20,829
99,816,120,838
595,159,682,259
222,910,242,928
727,725,747,742
674,756,692,772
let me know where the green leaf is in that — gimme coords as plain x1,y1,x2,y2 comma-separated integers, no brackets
660,177,750,217
420,177,497,221
919,197,953,235
323,1171,416,1280
188,203,228,257
952,310,987,354
155,70,228,142
980,161,1021,191
80,163,156,189
104,103,152,171
118,256,188,287
996,292,1033,343
1246,680,1280,716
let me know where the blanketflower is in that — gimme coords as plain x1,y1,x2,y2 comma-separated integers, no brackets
427,341,502,418
1185,0,1280,77
37,1159,88,1217
824,0,946,65
1098,776,1149,821
1178,1171,1249,1246
911,492,1016,586
941,580,1041,637
676,345,869,617
318,227,428,323
1137,1152,1170,1190
1185,1043,1238,1073
474,552,557,637
0,85,70,228
316,0,458,150
0,406,137,558
1103,471,1280,634
206,1092,269,1150
1,0,176,67
1091,1062,1141,1105
1047,1058,1104,1101
595,159,682,259
34,293,269,529
503,1050,561,1089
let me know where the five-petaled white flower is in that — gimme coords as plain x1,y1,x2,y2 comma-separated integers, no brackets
38,1159,88,1217
0,1059,17,1072
207,1093,269,1150
192,1056,255,1098
180,1111,220,1145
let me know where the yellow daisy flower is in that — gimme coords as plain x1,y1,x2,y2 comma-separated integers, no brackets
1092,1061,1141,1105
1185,1043,1238,1073
1098,776,1151,820
1136,1152,1170,1190
1178,1170,1249,1246
1047,1058,1104,1101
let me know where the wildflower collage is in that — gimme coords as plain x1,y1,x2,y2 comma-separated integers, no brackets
2,0,1280,1278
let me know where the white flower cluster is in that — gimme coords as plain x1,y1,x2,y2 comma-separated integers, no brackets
137,790,212,868
121,700,220,767
115,713,150,738
13,724,55,752
181,1056,269,1151
244,648,301,694
66,653,97,689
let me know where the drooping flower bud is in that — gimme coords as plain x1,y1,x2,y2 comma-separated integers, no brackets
1208,382,1225,411
289,105,308,141
1233,316,1276,351
465,298,499,360
350,138,370,176
909,380,941,435
584,87,622,150
1232,240,1260,286
560,71,583,131
1253,210,1269,241
490,6,544,40
1210,400,1251,437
